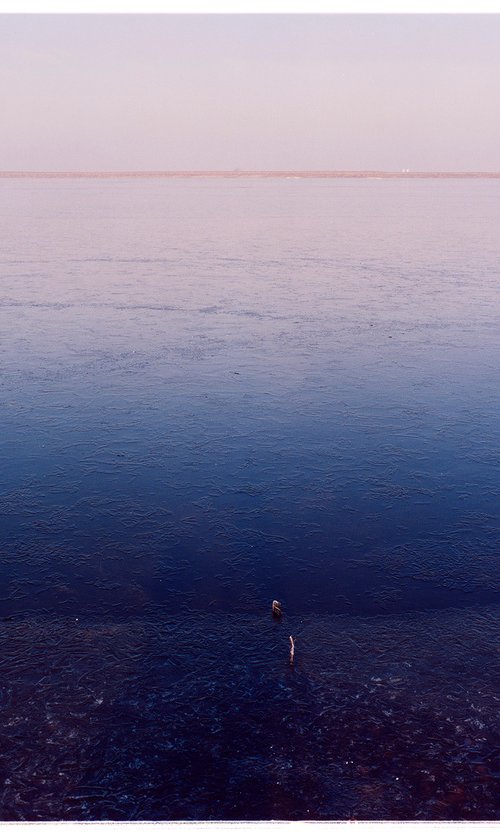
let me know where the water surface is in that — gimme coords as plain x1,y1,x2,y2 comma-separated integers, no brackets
0,178,498,819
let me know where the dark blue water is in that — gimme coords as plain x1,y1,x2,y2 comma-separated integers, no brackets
0,177,498,820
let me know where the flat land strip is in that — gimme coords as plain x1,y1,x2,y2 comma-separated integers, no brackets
2,170,500,179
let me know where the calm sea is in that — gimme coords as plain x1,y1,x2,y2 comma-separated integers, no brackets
0,177,498,820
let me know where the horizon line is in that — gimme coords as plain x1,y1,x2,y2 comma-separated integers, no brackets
2,169,500,179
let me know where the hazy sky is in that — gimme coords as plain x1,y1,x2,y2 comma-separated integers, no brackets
1,14,500,170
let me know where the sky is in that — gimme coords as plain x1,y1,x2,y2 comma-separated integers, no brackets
1,14,500,170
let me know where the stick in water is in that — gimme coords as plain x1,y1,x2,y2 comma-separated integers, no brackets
289,635,295,665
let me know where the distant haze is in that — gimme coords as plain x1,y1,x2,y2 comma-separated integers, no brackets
1,14,500,171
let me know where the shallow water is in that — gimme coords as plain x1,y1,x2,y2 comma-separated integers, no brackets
0,177,499,819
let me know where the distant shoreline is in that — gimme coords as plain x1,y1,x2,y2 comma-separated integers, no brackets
1,170,500,180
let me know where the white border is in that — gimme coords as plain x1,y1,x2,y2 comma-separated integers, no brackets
1,2,500,15
0,823,498,832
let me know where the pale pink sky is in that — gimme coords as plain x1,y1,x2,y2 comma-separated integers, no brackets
1,14,500,170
